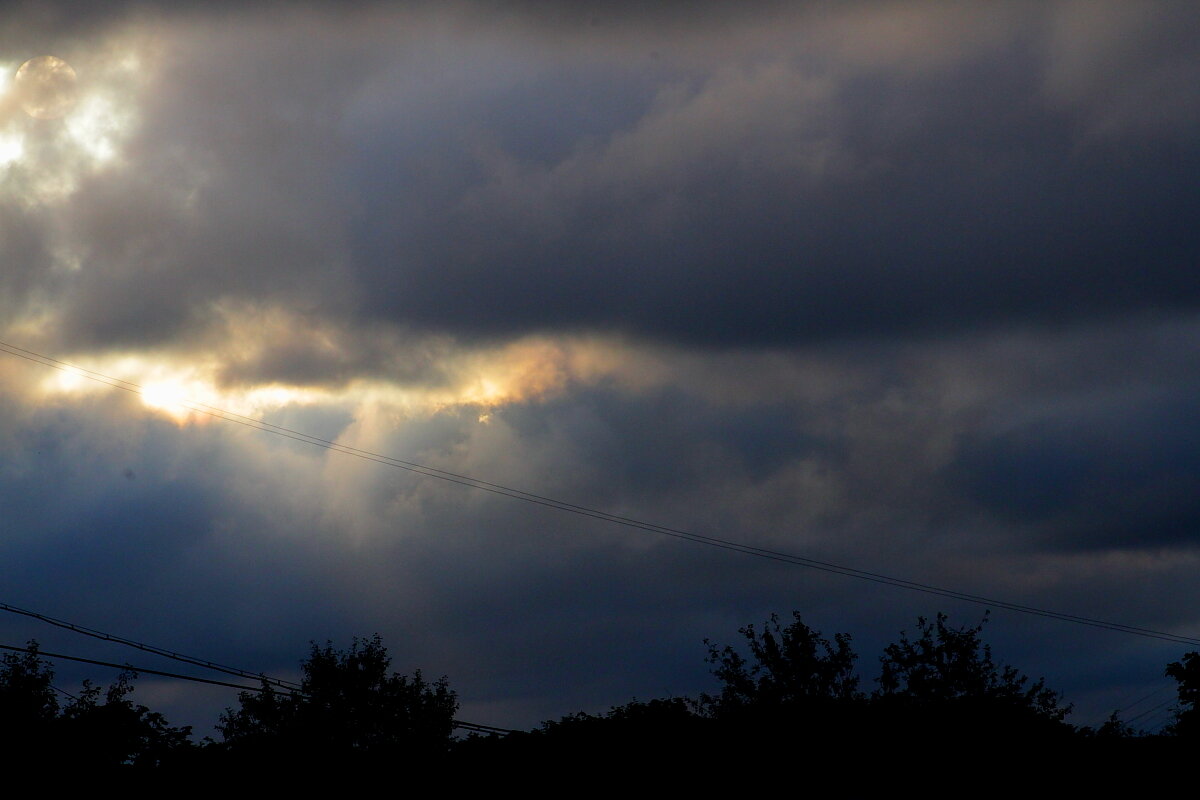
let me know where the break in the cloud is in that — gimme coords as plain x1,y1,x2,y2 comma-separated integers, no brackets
0,1,1198,735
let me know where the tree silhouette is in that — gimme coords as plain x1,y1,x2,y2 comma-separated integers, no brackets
1165,651,1200,737
699,611,860,717
58,671,194,768
874,612,1072,745
218,634,457,767
687,611,868,764
0,642,59,758
877,612,1066,713
0,642,192,768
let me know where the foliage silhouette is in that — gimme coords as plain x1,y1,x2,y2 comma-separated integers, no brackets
456,696,710,784
218,634,457,767
59,670,194,768
0,641,193,768
689,611,869,761
1088,710,1140,739
699,611,860,717
876,612,1067,714
1165,650,1200,737
873,612,1073,746
0,641,59,753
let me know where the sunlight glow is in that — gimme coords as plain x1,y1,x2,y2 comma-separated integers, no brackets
0,44,149,204
37,351,338,427
29,325,635,438
0,131,23,167
51,366,88,393
140,381,190,416
63,92,128,164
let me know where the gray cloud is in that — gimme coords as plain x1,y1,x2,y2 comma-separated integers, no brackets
346,18,1200,346
2,1,1200,738
9,313,1200,727
954,386,1200,551
6,2,1197,360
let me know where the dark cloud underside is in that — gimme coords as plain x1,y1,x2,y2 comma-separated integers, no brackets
2,1,1199,737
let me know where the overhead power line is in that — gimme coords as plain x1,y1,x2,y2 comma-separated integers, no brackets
0,642,265,693
0,600,302,692
1126,697,1176,726
1116,684,1175,717
0,641,516,734
3,339,1200,649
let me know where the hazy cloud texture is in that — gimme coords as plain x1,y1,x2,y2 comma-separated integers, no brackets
1,2,1197,734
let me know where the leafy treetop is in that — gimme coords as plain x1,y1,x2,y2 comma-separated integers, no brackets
876,612,1069,722
699,611,860,717
218,634,458,763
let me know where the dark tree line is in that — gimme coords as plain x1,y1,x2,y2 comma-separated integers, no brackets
4,611,1200,774
214,634,457,770
461,611,1196,783
0,643,193,769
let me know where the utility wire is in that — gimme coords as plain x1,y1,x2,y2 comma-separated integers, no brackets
0,642,266,692
4,339,1200,649
0,600,302,692
1,642,515,733
51,683,78,701
453,721,516,736
1126,697,1177,726
1138,705,1177,735
1117,684,1175,716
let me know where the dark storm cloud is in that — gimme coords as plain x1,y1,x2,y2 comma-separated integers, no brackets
953,387,1200,552
0,385,360,669
347,17,1200,346
4,313,1200,731
0,198,52,321
3,2,1195,368
4,0,1200,737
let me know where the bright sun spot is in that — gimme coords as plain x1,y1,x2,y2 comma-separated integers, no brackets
39,352,332,427
140,381,190,416
63,92,127,164
0,130,23,166
51,366,89,393
0,47,147,203
32,332,621,436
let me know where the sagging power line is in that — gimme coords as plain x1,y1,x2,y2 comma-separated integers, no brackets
0,641,516,734
0,600,302,692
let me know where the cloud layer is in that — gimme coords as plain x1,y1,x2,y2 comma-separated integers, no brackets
1,2,1198,734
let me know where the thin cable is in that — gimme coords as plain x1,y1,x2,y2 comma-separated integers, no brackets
0,600,302,692
1139,706,1177,734
1126,697,1177,725
453,721,516,736
2,642,514,733
1117,684,1175,715
51,683,78,701
0,642,266,692
4,339,1200,648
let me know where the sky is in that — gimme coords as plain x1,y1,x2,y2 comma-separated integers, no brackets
1,0,1198,735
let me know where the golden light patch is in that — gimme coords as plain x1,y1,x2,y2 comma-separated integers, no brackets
139,380,195,422
49,365,90,393
0,129,23,166
14,56,78,120
1,41,150,204
36,351,330,426
26,314,637,437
